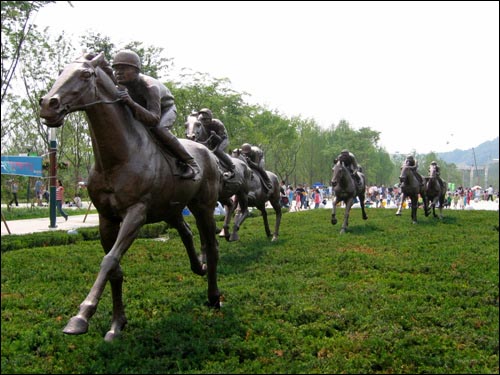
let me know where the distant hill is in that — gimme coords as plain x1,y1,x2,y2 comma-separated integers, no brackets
437,137,499,167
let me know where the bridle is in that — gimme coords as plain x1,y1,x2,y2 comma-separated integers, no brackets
62,59,121,112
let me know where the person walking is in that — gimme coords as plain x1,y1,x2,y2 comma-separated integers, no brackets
56,179,68,221
34,178,43,206
8,179,19,207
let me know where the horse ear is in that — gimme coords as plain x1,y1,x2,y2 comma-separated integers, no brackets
90,52,105,67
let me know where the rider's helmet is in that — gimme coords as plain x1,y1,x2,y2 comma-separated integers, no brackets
431,161,437,165
198,108,213,120
241,143,252,154
112,50,142,71
341,149,349,155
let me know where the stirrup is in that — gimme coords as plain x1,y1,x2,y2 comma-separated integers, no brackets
180,165,200,180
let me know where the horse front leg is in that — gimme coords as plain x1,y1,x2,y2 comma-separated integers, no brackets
396,194,406,216
219,198,234,241
331,197,339,225
64,205,146,341
359,194,368,220
410,197,418,224
340,199,353,234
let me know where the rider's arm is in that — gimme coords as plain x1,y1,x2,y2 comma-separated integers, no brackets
129,85,161,127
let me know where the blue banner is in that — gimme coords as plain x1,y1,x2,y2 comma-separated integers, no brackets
1,155,43,177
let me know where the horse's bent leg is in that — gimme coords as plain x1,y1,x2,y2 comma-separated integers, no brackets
64,205,146,340
331,197,338,225
191,206,220,308
230,198,249,242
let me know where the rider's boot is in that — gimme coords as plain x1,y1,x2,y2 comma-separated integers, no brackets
352,173,360,186
154,128,201,180
218,152,236,179
258,168,273,190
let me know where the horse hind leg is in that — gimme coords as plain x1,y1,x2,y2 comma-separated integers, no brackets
190,207,221,308
172,216,206,276
268,197,282,241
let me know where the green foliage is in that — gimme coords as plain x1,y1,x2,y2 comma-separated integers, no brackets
1,208,498,373
1,221,170,253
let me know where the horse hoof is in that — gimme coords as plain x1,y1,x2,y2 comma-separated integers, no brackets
63,316,88,335
331,219,337,225
271,235,278,242
104,330,121,342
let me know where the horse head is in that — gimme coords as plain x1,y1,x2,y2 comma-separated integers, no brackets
185,113,202,141
39,52,119,127
331,160,344,188
428,164,438,178
399,165,410,185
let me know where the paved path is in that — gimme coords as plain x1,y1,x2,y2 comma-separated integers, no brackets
1,214,99,236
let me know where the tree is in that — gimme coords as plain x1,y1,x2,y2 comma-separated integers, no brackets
1,1,56,104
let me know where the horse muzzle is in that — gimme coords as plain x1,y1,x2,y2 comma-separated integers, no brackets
39,96,67,127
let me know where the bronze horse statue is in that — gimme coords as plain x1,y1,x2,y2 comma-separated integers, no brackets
330,159,368,234
425,164,446,219
185,114,252,241
396,164,429,224
185,116,282,241
39,52,222,341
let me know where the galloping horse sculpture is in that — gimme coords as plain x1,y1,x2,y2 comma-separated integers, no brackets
396,164,429,224
39,53,222,341
185,116,282,241
185,114,252,241
425,164,446,219
330,159,368,234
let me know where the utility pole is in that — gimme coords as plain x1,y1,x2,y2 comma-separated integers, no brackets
49,128,57,228
472,148,480,185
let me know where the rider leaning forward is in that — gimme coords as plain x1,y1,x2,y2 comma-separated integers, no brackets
336,149,362,185
112,49,200,180
197,108,236,179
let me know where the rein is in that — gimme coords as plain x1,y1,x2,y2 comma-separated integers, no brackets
65,59,122,112
69,98,122,111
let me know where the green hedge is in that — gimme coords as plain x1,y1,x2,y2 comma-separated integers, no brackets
1,222,170,253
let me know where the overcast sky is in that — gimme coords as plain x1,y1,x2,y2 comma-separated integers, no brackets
34,1,499,155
